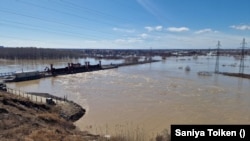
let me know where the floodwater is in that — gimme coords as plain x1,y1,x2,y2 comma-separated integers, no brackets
1,56,250,139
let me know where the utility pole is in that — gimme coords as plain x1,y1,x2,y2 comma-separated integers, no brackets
215,41,221,73
149,47,152,61
239,38,247,74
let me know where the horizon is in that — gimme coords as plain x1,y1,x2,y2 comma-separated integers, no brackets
0,0,249,49
1,46,249,51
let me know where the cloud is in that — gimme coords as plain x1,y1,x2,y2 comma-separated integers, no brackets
166,27,189,32
195,28,218,34
145,25,163,32
230,25,250,30
112,27,135,33
155,26,163,31
139,33,148,38
114,38,143,44
145,26,154,32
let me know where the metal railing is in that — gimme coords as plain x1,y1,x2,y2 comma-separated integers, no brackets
6,87,67,104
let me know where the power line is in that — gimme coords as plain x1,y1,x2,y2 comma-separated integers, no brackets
56,0,134,23
239,38,247,74
0,0,170,49
0,34,85,48
0,9,117,39
18,0,121,28
0,8,116,36
215,41,221,73
0,19,113,40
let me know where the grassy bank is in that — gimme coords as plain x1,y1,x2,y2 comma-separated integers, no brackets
96,127,170,141
0,90,98,141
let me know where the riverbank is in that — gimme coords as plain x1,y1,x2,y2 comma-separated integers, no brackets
0,90,99,141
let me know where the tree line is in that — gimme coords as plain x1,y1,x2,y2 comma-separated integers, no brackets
0,47,84,59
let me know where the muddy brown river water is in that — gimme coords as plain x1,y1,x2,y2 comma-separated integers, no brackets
2,56,250,139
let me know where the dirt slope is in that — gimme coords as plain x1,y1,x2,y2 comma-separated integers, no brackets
0,91,98,141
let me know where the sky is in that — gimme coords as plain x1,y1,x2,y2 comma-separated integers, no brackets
0,0,249,49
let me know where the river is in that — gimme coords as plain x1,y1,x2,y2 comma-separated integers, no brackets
1,56,250,139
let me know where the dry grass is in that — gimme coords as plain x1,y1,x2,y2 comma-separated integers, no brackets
37,113,62,123
27,128,100,141
36,113,75,129
155,129,171,141
28,128,77,141
0,91,92,141
91,123,170,141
